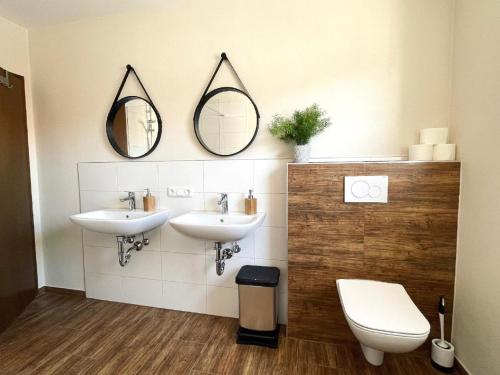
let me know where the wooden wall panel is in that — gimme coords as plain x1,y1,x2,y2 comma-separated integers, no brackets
288,162,460,345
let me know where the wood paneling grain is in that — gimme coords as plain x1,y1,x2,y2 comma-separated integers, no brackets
288,162,460,345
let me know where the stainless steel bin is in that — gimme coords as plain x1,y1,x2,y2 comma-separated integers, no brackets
236,265,280,348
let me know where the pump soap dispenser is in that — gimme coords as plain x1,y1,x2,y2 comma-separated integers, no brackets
245,189,257,215
143,189,156,211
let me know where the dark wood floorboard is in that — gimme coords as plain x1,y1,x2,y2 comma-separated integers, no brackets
0,293,460,374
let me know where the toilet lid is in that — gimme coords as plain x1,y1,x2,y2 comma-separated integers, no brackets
337,279,430,336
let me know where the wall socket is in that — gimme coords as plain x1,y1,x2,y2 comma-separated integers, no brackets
167,187,193,198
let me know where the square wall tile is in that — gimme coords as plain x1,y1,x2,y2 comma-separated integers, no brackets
78,163,118,191
83,230,116,248
207,286,239,318
160,193,204,218
255,227,287,261
122,277,163,308
122,250,162,280
85,273,122,303
80,191,122,212
162,253,205,284
84,246,122,275
117,162,158,191
254,159,288,194
162,224,205,254
163,281,206,314
158,161,203,192
203,160,253,193
256,194,287,227
206,255,253,288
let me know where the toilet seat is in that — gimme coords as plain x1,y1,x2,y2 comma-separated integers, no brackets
337,279,430,337
345,315,429,339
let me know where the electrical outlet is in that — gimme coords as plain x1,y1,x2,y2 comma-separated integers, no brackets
167,187,193,198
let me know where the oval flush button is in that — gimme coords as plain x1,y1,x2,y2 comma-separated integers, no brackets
351,180,370,198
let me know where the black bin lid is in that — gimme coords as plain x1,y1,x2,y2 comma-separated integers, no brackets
236,265,280,287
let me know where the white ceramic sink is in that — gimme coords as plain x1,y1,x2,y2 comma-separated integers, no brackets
169,211,266,242
70,209,169,236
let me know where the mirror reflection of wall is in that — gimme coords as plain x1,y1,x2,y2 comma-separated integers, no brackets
124,99,158,156
198,91,257,155
109,98,159,158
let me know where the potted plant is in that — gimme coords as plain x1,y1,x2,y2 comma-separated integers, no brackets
268,104,331,162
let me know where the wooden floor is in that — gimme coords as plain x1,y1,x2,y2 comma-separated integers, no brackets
0,293,459,375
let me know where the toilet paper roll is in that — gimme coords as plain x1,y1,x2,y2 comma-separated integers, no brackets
433,144,456,161
409,144,433,161
420,128,449,144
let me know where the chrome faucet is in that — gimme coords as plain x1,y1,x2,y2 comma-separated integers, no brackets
217,193,228,214
120,192,136,211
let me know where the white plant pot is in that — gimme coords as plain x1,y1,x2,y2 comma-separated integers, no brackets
294,143,311,163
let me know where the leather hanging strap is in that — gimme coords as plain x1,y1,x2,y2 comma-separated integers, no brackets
112,64,154,105
201,52,251,98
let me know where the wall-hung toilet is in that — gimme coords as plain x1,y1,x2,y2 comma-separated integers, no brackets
336,279,430,366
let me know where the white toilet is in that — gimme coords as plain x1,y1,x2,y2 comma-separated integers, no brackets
336,279,430,366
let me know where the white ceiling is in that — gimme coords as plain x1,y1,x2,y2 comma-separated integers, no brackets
0,0,167,28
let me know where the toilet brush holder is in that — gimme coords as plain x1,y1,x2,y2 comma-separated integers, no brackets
431,338,455,373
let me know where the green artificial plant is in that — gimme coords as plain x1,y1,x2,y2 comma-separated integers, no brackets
268,104,331,145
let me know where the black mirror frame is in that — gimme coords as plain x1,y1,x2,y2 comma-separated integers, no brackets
106,95,163,159
194,86,260,157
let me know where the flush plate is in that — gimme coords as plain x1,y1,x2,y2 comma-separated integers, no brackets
344,176,388,203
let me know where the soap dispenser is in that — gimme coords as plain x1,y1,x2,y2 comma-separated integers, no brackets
143,188,156,211
245,189,257,215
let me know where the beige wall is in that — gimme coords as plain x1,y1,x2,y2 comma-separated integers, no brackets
0,15,44,287
451,0,500,373
28,0,455,290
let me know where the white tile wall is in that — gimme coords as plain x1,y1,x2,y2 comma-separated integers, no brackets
162,252,206,284
117,162,159,191
163,281,206,314
78,159,288,324
85,273,123,302
158,161,203,193
207,286,239,318
162,224,206,254
203,160,253,192
254,159,289,194
80,191,123,211
122,277,163,308
78,163,118,191
160,193,204,217
254,227,287,261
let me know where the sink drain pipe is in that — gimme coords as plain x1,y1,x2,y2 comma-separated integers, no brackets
117,233,149,266
214,241,241,275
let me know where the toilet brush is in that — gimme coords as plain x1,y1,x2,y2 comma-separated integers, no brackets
431,296,455,373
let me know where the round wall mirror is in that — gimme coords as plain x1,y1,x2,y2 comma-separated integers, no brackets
106,96,162,159
194,87,259,156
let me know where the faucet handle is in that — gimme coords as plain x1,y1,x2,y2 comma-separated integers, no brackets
120,191,135,201
217,193,227,204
